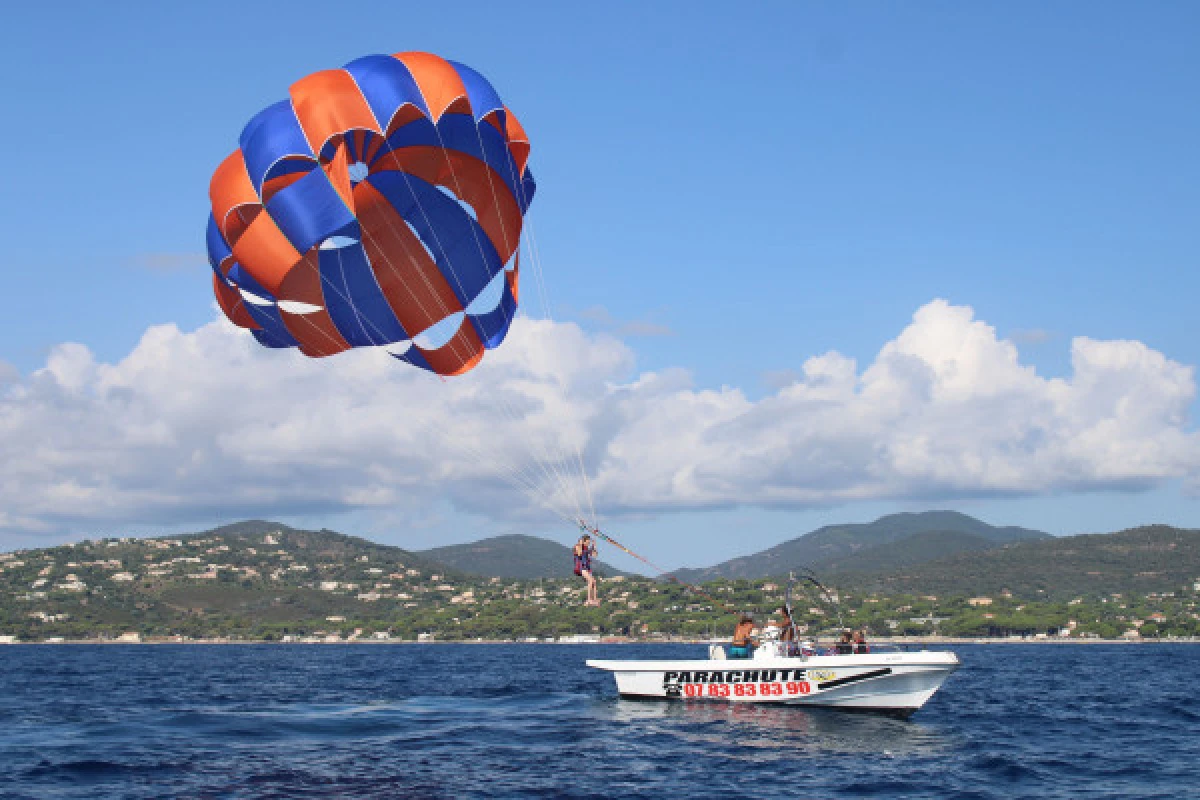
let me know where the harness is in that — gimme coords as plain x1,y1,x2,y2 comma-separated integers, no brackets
574,544,592,576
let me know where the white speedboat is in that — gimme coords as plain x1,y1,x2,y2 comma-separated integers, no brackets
587,641,959,718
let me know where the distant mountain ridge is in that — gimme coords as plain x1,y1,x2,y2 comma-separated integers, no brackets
417,534,628,579
836,524,1200,600
669,511,1050,582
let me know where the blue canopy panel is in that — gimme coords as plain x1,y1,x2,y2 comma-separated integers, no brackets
374,115,528,210
466,269,519,349
447,60,505,125
317,239,409,347
206,213,232,276
252,326,297,349
342,55,430,133
265,167,357,255
363,170,503,310
390,342,435,372
239,100,315,195
447,114,534,213
519,167,536,210
228,267,299,349
340,131,374,166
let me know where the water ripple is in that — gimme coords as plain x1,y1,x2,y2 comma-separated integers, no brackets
1,643,1198,798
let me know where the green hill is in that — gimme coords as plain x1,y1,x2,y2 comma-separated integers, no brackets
0,520,481,640
670,511,1049,582
832,524,1200,600
2,518,1199,642
814,530,999,573
418,534,628,579
208,520,457,573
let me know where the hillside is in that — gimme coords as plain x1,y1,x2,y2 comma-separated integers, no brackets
670,511,1049,582
835,524,1200,600
208,521,456,574
418,534,628,579
813,530,998,573
0,521,479,640
2,518,1199,642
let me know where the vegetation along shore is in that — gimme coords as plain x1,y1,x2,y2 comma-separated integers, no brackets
2,516,1199,644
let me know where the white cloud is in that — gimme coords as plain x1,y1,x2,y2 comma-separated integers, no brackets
1,299,1197,541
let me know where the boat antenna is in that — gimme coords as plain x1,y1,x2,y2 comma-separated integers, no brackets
791,565,847,632
783,572,799,643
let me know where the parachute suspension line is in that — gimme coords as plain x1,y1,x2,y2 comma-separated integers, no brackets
358,224,473,367
577,447,598,534
259,300,578,520
432,118,600,527
346,223,575,521
361,223,581,525
295,180,570,519
373,132,588,522
432,122,594,526
515,202,555,331
468,123,515,261
242,155,466,365
457,125,572,500
499,154,600,532
270,260,383,357
426,123,595,526
257,192,472,365
280,297,561,519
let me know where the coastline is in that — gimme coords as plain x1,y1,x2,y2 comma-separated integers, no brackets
3,636,1198,646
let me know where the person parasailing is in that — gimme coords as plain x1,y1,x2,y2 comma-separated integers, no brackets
573,532,600,606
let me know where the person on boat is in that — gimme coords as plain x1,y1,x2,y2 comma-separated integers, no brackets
730,614,757,659
573,534,600,606
775,607,796,642
775,606,796,654
835,630,854,654
853,629,870,654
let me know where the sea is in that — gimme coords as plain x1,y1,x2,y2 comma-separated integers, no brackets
1,643,1196,799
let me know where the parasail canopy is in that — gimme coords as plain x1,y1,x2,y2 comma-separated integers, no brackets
205,52,535,376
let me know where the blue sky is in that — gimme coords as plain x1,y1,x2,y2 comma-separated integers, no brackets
1,2,1197,567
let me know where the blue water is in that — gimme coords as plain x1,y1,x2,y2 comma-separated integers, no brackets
1,644,1196,799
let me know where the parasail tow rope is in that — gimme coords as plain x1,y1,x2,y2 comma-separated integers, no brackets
575,519,741,614
577,519,669,574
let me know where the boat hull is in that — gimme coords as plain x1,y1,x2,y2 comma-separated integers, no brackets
586,650,959,717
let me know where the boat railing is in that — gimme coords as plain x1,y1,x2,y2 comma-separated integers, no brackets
709,637,904,661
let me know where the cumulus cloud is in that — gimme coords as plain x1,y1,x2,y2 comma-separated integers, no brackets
1,299,1197,540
